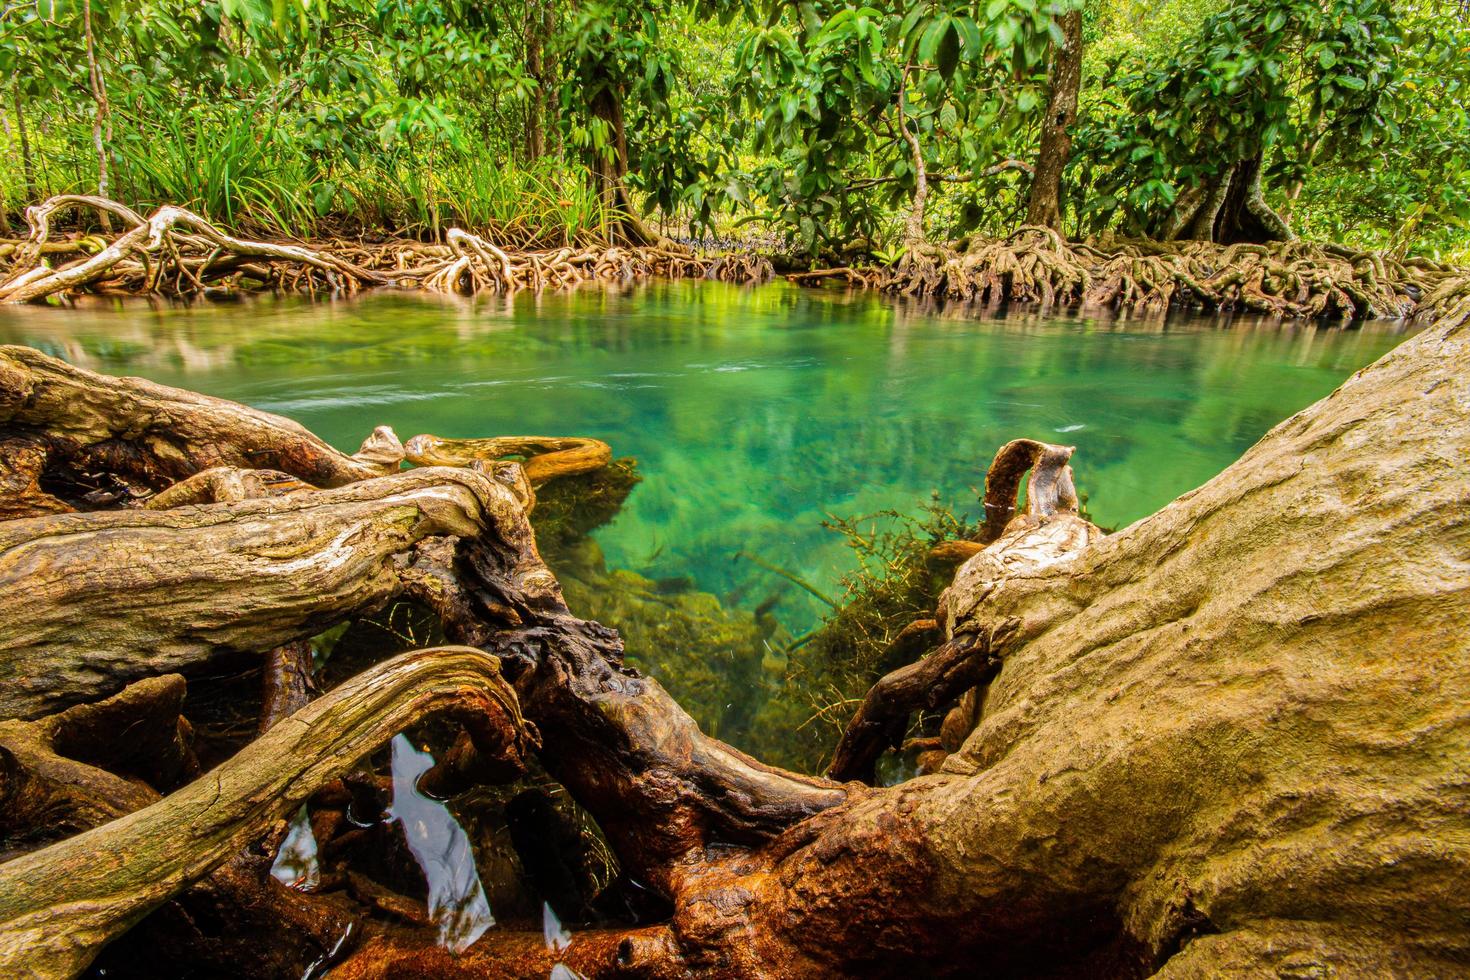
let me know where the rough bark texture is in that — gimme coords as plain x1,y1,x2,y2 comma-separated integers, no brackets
0,647,530,978
0,344,402,514
0,466,492,719
404,434,613,486
1025,8,1083,230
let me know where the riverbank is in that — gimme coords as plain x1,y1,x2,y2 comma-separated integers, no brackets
4,196,1468,324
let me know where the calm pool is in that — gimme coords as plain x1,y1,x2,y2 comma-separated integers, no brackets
0,281,1413,634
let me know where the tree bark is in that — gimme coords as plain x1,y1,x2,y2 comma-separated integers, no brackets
81,0,113,232
523,0,551,162
1025,8,1083,230
0,466,495,719
587,83,656,246
1209,155,1294,244
0,646,531,978
0,344,401,512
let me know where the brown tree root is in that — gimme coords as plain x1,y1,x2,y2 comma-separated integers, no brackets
830,439,1098,782
0,343,403,516
0,674,194,852
0,197,773,304
0,646,532,978
0,466,499,719
404,434,613,486
0,675,352,979
793,226,1465,321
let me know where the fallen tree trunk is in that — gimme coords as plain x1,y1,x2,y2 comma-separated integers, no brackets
0,646,531,978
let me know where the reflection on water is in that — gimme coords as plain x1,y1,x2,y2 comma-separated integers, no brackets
542,901,571,954
0,284,1413,635
389,734,495,952
270,805,321,890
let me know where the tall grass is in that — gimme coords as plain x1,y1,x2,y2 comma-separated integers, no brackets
112,91,317,234
0,90,625,247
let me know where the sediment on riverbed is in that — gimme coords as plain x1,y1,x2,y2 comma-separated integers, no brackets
4,196,1467,325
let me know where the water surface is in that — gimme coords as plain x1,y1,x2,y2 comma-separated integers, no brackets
0,281,1413,631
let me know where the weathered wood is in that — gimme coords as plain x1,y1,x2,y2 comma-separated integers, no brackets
0,466,496,720
0,674,351,979
0,646,529,978
405,434,612,486
0,344,402,516
826,621,1014,784
0,675,190,853
829,438,1099,783
399,490,848,892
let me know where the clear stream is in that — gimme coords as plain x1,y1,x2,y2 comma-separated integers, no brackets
0,281,1412,633
5,282,1416,953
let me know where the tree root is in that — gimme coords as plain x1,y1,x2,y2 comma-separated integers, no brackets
0,466,503,719
797,226,1465,320
830,439,1099,783
0,646,532,978
404,434,613,487
0,197,774,304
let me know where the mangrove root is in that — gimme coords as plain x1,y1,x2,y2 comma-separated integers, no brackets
0,646,531,978
796,225,1466,321
0,196,773,304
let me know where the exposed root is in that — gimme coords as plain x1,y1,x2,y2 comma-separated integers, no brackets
829,439,1099,783
793,225,1465,321
0,196,774,304
0,646,532,977
404,434,612,487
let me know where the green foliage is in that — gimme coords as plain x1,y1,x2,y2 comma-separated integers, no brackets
0,0,1465,254
720,0,1078,253
770,499,978,767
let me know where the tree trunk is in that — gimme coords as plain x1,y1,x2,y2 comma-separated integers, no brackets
81,0,113,232
1209,154,1294,244
587,82,656,246
897,69,929,248
9,84,36,203
1025,8,1083,230
523,0,551,162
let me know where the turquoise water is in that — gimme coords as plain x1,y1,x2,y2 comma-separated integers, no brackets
0,281,1413,632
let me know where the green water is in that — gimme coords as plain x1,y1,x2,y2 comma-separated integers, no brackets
0,281,1412,636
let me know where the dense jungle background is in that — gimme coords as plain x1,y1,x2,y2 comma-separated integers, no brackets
2,0,1467,258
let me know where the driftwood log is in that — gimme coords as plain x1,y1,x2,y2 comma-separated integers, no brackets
0,307,1465,977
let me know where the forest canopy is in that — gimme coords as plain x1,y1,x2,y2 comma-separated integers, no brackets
1,0,1466,258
